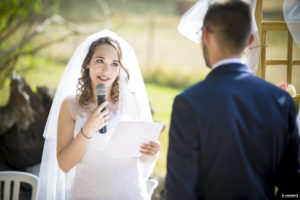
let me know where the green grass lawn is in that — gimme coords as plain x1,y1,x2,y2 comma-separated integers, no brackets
145,83,183,176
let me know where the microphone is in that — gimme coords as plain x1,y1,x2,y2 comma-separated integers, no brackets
96,83,107,134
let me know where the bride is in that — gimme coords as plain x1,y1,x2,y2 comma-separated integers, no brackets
36,30,160,200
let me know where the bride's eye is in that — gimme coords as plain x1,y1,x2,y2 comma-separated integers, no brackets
112,62,119,67
96,59,104,63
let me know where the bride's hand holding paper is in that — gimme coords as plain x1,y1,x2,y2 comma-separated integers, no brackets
140,141,160,156
107,120,164,157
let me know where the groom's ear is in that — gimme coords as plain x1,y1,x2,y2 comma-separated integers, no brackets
202,26,211,45
245,34,254,49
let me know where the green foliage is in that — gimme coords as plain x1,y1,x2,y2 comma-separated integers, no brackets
0,79,10,105
17,55,65,88
0,0,44,87
143,66,206,89
0,0,62,101
0,0,42,31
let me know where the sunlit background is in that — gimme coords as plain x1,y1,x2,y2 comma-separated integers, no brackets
1,0,299,178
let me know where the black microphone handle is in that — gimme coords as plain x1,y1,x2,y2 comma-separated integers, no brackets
97,95,107,134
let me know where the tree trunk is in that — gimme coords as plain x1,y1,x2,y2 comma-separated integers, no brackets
0,73,54,170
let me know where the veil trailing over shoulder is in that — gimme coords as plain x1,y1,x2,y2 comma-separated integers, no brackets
36,30,152,200
177,0,260,73
283,0,300,130
283,0,300,48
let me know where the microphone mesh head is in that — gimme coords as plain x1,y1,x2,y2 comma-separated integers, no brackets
96,83,106,95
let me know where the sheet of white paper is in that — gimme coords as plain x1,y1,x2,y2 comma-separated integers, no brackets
107,120,164,156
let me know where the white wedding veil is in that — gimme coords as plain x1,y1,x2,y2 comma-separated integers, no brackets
177,0,260,73
283,0,300,48
283,0,300,131
36,29,152,199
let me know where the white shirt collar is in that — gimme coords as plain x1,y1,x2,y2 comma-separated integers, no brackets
211,58,242,70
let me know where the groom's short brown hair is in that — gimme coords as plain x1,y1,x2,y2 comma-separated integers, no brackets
203,0,252,54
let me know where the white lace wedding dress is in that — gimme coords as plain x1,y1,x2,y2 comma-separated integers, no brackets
65,96,157,200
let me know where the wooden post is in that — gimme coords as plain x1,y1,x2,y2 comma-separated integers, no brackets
287,31,293,84
261,29,267,79
255,0,263,77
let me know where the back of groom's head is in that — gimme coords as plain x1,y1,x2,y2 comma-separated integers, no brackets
203,0,252,54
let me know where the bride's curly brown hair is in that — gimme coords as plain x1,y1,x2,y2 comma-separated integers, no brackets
76,37,129,107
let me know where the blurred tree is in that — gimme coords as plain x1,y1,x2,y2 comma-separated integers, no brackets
0,0,81,90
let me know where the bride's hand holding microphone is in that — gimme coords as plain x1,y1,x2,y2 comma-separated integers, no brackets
81,101,110,138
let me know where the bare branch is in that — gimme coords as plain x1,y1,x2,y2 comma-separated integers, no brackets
0,12,85,87
0,17,27,42
24,31,80,55
0,31,80,71
49,15,85,34
0,5,20,34
96,0,111,18
95,0,125,31
0,15,84,60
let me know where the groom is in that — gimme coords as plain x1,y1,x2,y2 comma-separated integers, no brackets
166,1,300,199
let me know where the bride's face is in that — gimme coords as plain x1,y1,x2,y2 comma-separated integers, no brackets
88,44,120,89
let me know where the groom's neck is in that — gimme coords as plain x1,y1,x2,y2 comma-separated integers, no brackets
209,47,242,68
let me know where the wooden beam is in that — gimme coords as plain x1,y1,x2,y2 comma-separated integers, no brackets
266,60,300,65
262,21,289,31
293,95,300,101
255,0,263,77
261,29,267,79
287,32,293,84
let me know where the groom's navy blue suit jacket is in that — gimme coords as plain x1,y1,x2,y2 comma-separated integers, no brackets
166,63,300,200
